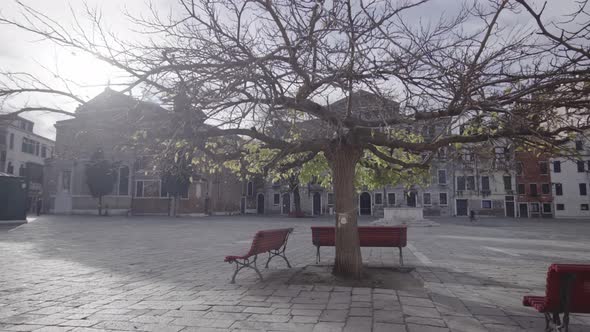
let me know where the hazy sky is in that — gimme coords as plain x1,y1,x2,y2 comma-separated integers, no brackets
0,0,576,140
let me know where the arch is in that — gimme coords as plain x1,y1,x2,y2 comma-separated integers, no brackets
359,192,371,215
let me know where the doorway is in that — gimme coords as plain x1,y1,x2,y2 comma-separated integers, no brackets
505,196,515,217
519,203,528,218
240,197,246,214
282,193,291,215
407,192,417,207
257,193,265,214
456,199,468,216
313,192,321,216
359,192,371,215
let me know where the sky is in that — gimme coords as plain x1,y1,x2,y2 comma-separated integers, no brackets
0,0,578,140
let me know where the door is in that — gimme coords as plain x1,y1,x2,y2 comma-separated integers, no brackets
313,192,321,216
519,203,528,218
407,192,417,207
282,193,291,214
257,193,265,214
505,196,515,217
359,192,371,215
456,199,468,216
240,197,246,214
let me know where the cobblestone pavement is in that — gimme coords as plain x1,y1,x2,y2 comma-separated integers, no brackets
1,215,589,331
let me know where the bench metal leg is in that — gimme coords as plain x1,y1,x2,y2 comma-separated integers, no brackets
265,249,292,268
316,246,320,264
398,247,404,266
230,255,263,284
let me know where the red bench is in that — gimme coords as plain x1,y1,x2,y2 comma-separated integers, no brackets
311,226,407,266
523,264,590,332
224,228,293,283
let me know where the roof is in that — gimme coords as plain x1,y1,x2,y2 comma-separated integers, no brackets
75,88,166,114
0,172,22,178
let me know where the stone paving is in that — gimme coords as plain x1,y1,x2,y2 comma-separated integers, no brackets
0,215,589,331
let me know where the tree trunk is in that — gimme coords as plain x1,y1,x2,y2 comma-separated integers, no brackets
326,143,363,279
293,185,302,215
98,195,103,216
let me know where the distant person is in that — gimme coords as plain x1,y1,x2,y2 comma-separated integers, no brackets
36,198,42,216
469,210,476,222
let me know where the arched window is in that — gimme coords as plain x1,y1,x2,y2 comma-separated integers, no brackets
118,165,129,195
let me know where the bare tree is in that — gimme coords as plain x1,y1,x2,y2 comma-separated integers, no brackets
1,0,590,278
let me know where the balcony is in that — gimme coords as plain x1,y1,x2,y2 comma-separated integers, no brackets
481,190,491,197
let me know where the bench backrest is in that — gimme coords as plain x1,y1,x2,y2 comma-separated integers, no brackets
544,264,590,313
311,226,407,247
246,228,293,256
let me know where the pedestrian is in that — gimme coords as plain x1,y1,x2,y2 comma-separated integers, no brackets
36,198,42,216
469,210,476,222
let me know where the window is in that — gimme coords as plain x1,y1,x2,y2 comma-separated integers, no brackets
516,162,523,175
582,204,589,211
118,166,129,196
247,181,253,196
557,204,565,211
482,200,492,209
578,160,585,172
6,162,13,174
531,203,540,212
62,170,71,191
0,151,5,162
273,193,280,205
576,140,583,150
457,176,466,190
18,164,25,177
539,162,548,175
503,176,512,191
517,183,525,195
580,183,587,196
555,183,563,196
41,145,47,158
437,169,447,185
136,180,160,197
481,176,490,191
34,142,40,156
327,193,334,205
542,203,552,214
541,183,550,195
553,161,561,173
530,184,538,196
9,133,14,150
375,193,383,205
387,193,396,205
439,193,448,205
466,176,475,190
423,193,431,205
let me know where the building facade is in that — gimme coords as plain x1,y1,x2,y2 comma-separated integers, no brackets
0,116,54,212
45,88,242,216
551,137,590,219
515,151,553,218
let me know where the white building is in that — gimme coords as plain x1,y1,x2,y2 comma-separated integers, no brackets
551,138,590,219
0,116,55,210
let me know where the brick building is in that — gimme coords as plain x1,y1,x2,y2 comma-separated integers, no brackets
515,151,553,218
